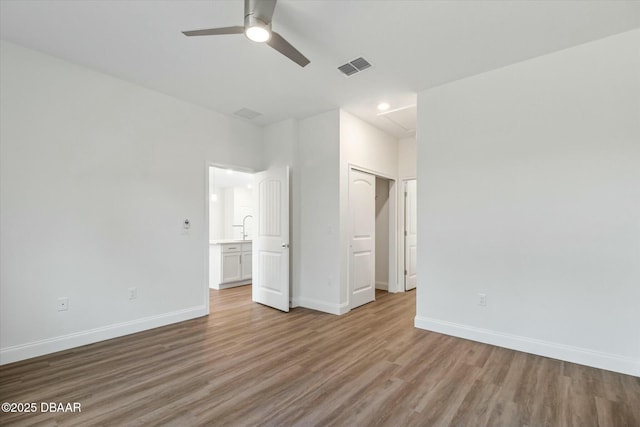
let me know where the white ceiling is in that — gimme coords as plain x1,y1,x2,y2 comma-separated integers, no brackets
1,1,639,138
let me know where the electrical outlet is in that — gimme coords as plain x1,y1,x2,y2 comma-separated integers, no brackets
478,293,487,307
128,287,137,300
57,297,69,311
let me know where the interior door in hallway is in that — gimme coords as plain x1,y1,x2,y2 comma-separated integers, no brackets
252,166,290,312
405,179,417,291
349,169,376,309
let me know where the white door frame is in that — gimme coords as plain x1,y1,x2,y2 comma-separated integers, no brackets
205,163,256,315
403,179,417,291
397,177,417,293
346,165,398,310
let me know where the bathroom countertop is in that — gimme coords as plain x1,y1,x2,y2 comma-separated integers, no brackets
209,240,252,245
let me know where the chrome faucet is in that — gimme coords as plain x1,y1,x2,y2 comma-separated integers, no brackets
242,215,253,240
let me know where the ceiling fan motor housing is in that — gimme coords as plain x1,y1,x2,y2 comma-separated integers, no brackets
245,0,272,24
244,15,272,33
244,0,273,40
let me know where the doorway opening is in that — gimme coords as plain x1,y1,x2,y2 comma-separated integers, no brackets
208,166,254,291
375,176,392,292
206,164,291,313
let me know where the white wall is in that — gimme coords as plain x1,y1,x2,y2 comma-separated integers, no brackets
232,187,253,240
339,111,399,303
221,188,235,239
296,111,342,313
212,186,253,241
208,168,223,241
398,136,417,179
375,177,390,289
264,114,401,311
263,119,298,301
263,119,297,170
415,29,640,376
0,41,263,364
397,136,417,292
264,114,402,310
209,196,223,241
209,167,254,241
340,111,400,178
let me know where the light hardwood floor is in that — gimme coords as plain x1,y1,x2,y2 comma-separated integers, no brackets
1,286,639,426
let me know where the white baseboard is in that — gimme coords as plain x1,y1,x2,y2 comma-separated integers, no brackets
218,280,251,289
210,279,251,290
375,281,388,291
415,316,639,377
290,297,301,309
0,306,207,366
338,302,349,315
294,296,349,315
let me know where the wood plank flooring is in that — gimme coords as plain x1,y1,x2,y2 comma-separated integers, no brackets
1,286,639,426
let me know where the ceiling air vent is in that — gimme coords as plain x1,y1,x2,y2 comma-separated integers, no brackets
234,108,262,120
338,63,358,76
337,57,372,77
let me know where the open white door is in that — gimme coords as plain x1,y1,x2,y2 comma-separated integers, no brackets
349,169,376,309
252,167,290,312
405,180,417,291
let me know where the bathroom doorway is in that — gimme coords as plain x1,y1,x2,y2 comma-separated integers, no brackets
208,166,254,290
207,164,291,313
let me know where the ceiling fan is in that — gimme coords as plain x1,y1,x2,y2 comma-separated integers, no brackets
182,0,310,67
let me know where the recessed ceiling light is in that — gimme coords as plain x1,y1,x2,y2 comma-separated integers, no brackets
377,102,390,112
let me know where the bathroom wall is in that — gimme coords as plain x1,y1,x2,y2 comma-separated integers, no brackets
231,187,253,240
208,166,254,242
209,186,254,241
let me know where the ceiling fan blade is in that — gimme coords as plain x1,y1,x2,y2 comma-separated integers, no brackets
267,31,310,67
248,0,277,23
182,26,244,37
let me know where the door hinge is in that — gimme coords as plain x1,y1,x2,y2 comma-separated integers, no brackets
404,230,407,236
404,269,407,275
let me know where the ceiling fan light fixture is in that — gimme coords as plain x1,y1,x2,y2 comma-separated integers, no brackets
245,20,271,42
183,0,310,67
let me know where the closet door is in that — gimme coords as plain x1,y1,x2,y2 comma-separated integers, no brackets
349,169,376,309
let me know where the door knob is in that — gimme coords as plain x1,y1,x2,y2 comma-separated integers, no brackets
282,243,290,248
